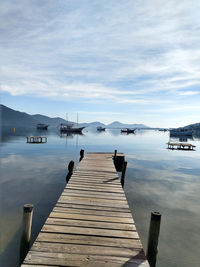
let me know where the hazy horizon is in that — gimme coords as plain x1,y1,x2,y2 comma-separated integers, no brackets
1,0,200,127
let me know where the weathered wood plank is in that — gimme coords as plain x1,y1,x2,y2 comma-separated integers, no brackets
55,202,131,213
23,251,149,267
45,217,135,231
30,241,143,260
49,211,133,223
53,207,133,218
36,232,141,248
41,224,139,239
62,191,127,200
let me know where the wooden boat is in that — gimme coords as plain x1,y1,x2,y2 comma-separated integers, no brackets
170,128,193,137
121,128,135,134
36,123,49,130
60,123,85,133
97,126,106,131
60,113,85,134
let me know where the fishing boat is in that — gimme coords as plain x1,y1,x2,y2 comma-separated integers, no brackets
60,123,85,133
170,127,193,137
36,123,49,130
97,126,106,131
121,128,135,134
60,113,85,134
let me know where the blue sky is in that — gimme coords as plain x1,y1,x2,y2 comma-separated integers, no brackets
1,0,200,127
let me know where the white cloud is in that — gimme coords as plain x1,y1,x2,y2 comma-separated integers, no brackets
0,0,200,125
179,91,199,96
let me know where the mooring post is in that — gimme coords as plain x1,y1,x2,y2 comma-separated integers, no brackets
121,161,127,188
20,204,34,264
146,211,162,267
113,149,117,166
79,149,84,162
66,160,75,183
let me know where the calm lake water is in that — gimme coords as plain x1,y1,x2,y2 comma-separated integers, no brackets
0,128,200,267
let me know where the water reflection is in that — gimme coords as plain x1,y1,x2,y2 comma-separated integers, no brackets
0,129,200,267
60,132,84,138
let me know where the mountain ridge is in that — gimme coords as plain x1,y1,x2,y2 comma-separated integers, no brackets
0,104,149,129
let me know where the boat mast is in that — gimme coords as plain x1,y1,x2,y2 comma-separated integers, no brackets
77,113,79,127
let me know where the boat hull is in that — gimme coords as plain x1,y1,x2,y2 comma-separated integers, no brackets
37,125,48,130
60,127,85,133
121,129,135,134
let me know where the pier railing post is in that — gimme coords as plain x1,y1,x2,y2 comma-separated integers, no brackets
79,149,84,162
121,161,127,188
20,204,34,264
66,160,75,183
146,211,161,267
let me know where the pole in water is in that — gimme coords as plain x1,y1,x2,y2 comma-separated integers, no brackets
79,149,84,162
66,160,74,183
121,161,127,188
146,211,162,267
20,204,34,264
114,149,117,162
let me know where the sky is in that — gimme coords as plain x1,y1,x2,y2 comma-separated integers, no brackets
0,0,200,127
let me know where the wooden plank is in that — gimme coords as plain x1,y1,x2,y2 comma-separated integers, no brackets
62,190,127,200
36,232,141,248
23,251,149,267
58,195,128,205
55,202,131,213
49,211,133,223
21,153,149,267
45,217,135,231
30,241,141,257
53,207,133,218
41,224,139,239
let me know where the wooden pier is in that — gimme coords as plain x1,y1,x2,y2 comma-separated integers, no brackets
21,152,149,267
27,136,47,143
167,142,196,150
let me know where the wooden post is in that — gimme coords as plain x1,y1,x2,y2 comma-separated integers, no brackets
113,149,117,166
147,211,162,267
20,204,34,264
121,161,127,188
66,160,74,183
79,149,84,162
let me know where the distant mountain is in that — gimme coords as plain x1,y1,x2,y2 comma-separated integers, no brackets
184,122,200,129
32,114,68,127
0,104,39,129
107,121,149,129
1,105,149,130
79,121,106,128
